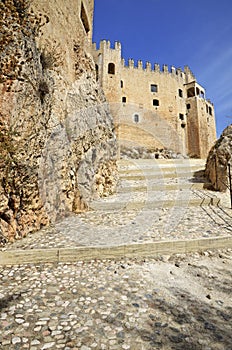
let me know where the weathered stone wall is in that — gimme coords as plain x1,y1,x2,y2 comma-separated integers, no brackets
92,40,217,159
0,0,118,243
205,125,232,191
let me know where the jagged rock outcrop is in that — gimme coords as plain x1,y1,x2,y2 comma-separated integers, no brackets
205,125,232,191
0,0,118,243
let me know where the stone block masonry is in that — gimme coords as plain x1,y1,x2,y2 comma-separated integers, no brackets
92,40,217,159
0,0,118,243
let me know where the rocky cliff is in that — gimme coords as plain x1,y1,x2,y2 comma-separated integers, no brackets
0,0,118,244
205,124,232,191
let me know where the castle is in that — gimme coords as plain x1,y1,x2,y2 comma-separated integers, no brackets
92,40,217,158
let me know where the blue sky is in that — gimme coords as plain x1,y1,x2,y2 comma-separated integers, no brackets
93,0,232,137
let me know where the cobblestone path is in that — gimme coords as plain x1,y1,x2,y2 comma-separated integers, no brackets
0,250,232,349
2,159,231,251
0,159,232,349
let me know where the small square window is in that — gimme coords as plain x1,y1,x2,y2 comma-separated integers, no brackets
179,113,184,120
187,103,191,110
151,84,158,93
122,97,126,103
153,99,159,106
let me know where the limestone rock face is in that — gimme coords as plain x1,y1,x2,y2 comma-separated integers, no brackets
205,125,232,191
0,0,118,243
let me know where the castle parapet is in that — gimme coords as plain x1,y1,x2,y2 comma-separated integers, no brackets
154,63,160,72
114,41,121,50
129,59,134,68
163,64,169,73
146,61,151,71
138,60,143,70
98,39,121,52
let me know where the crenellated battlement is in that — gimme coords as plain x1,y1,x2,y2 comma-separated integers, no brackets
92,40,194,82
93,39,122,52
120,58,185,79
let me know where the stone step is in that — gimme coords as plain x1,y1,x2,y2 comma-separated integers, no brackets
90,197,220,211
118,182,211,193
118,160,205,170
119,171,205,181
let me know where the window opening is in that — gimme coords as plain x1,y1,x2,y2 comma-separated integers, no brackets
187,87,195,98
179,113,184,120
181,123,186,128
209,106,212,115
81,3,90,34
151,84,158,93
178,89,183,98
108,63,115,74
121,80,123,88
200,91,205,98
206,105,209,113
95,64,99,81
134,114,139,123
187,103,191,110
153,99,159,106
122,97,127,103
196,87,200,96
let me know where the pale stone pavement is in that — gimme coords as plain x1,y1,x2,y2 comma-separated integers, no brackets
0,159,232,349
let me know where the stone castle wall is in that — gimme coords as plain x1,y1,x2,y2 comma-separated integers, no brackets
92,40,216,158
0,1,117,243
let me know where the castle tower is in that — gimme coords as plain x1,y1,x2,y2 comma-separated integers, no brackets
92,40,122,103
92,41,217,158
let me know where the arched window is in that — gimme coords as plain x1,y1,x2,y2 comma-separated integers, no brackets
134,114,139,123
108,63,115,74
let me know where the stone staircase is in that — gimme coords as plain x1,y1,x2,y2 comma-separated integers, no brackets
90,159,220,211
1,158,232,266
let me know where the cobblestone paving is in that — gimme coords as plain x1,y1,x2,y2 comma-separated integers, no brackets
0,250,232,349
2,161,232,251
0,160,232,349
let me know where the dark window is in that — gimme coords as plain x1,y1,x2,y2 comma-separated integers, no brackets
200,91,205,98
187,103,191,110
121,80,123,88
181,123,186,128
209,106,212,115
196,87,200,96
122,97,126,103
179,113,184,120
178,89,183,98
81,3,90,34
151,84,158,92
187,87,195,98
206,105,209,113
108,63,115,74
153,99,159,106
95,64,99,81
134,114,139,123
